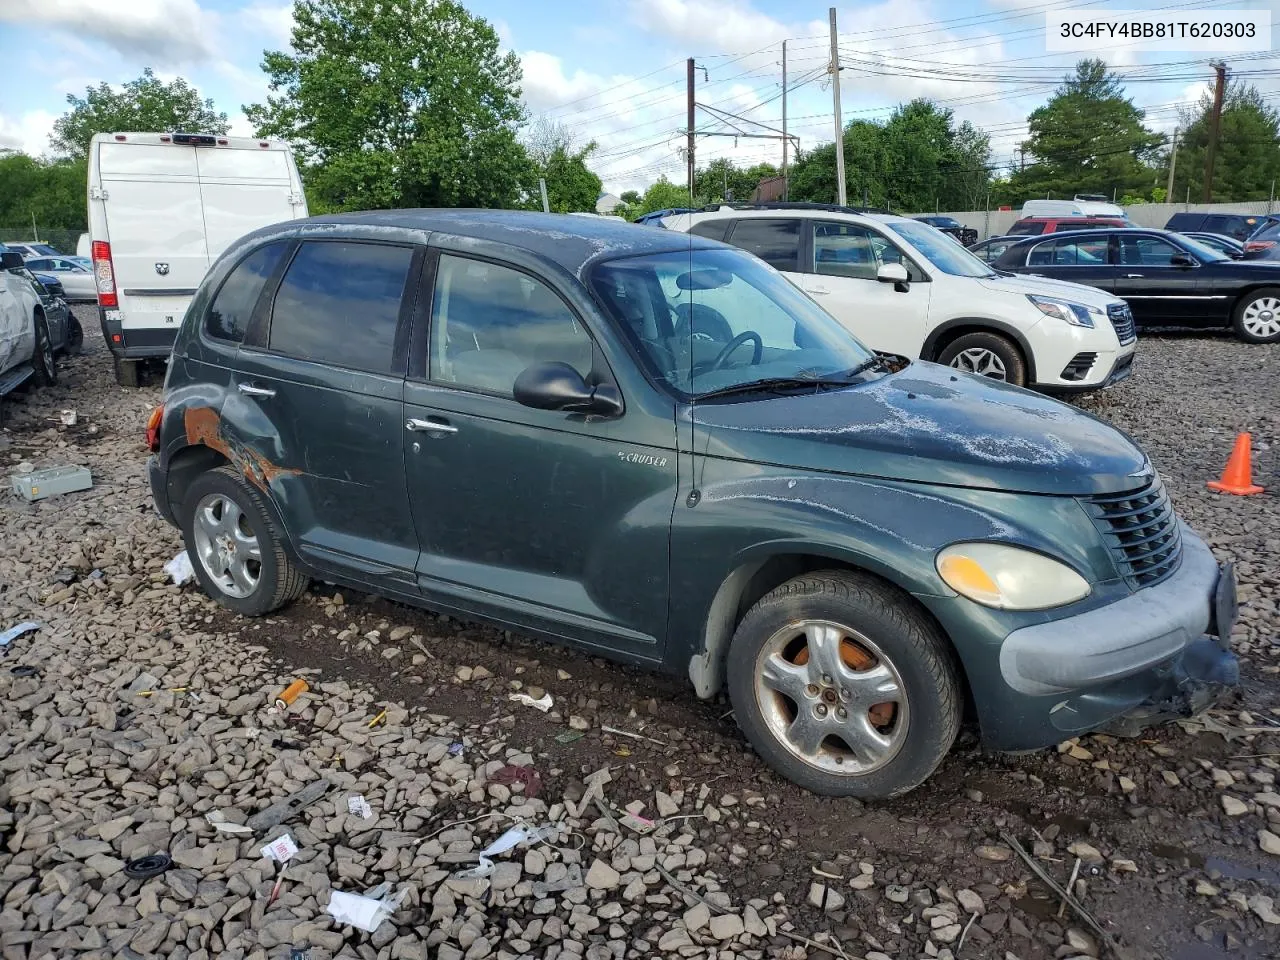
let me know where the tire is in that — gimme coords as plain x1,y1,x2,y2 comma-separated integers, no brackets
1232,288,1280,343
30,314,57,387
726,570,962,798
63,312,84,355
113,357,139,388
180,466,309,616
936,331,1027,387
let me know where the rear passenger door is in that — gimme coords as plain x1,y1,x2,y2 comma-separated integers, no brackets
722,218,804,285
402,247,677,660
231,238,423,590
1022,235,1114,294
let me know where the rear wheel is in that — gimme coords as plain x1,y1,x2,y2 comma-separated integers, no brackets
937,331,1026,386
726,571,962,798
1233,288,1280,343
181,466,308,616
31,315,57,387
63,312,84,355
113,357,139,387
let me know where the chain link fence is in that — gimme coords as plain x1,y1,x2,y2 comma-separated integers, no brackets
0,228,84,254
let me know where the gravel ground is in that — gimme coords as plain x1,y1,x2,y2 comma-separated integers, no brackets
0,334,1278,960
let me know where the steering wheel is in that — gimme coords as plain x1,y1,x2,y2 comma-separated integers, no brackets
709,330,763,371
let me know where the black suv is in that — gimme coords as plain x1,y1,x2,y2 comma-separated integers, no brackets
146,211,1238,797
1164,212,1280,242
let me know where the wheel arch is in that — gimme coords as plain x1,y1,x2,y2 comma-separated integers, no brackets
163,444,233,528
689,549,975,717
1231,283,1280,317
922,317,1037,384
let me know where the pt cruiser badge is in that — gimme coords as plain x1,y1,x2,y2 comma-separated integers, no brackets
617,451,669,468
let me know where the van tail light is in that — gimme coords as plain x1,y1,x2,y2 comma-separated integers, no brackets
1244,240,1275,255
146,405,164,452
92,240,117,307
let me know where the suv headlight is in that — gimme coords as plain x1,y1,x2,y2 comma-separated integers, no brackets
936,543,1091,610
1027,294,1099,328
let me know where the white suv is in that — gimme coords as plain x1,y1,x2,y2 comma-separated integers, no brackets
663,205,1137,392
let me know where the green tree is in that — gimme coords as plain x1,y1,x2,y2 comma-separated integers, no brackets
693,158,779,204
246,0,531,212
1173,82,1280,202
524,119,602,213
620,190,641,205
638,177,692,215
1011,59,1161,201
0,154,88,231
51,68,228,160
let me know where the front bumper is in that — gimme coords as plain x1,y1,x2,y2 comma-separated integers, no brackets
976,526,1239,749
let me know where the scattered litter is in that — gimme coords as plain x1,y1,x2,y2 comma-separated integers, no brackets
326,888,406,933
613,746,632,757
491,764,543,798
10,665,39,678
261,833,299,863
367,708,387,728
126,671,161,695
0,621,40,649
271,738,303,750
458,823,560,878
164,551,194,586
267,863,289,907
51,569,77,585
10,464,93,501
601,724,666,746
274,678,309,711
135,687,188,697
447,742,464,757
619,811,655,833
246,779,332,832
57,409,77,426
509,691,553,712
1001,831,1117,954
363,881,392,900
347,795,374,820
123,853,173,880
290,949,311,960
205,811,253,835
555,730,584,745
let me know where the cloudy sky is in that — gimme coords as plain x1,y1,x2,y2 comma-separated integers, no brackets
2,0,1278,194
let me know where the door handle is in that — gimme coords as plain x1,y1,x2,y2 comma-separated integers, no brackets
1125,273,1144,278
406,417,457,434
808,286,831,296
237,383,275,398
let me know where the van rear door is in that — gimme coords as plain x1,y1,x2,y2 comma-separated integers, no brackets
195,147,302,260
99,142,209,336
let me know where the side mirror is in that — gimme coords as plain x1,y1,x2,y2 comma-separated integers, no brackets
513,361,623,418
0,251,23,271
1170,252,1196,267
876,261,910,291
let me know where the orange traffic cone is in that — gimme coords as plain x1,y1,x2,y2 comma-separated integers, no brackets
1207,432,1264,496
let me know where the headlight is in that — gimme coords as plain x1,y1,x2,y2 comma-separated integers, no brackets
936,542,1090,610
1027,294,1099,328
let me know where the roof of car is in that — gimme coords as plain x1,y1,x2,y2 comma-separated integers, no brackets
284,209,722,276
1005,226,1174,244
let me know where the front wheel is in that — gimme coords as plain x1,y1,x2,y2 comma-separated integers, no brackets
63,312,84,355
937,331,1027,387
31,315,57,387
181,466,309,616
1232,288,1280,343
726,571,962,798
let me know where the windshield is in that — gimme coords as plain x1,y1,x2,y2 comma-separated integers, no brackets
589,248,876,399
886,220,995,277
1176,235,1229,262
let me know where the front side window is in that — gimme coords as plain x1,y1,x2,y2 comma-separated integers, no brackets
1116,236,1183,266
688,219,732,243
590,247,874,398
268,241,412,372
886,220,992,278
429,254,593,397
726,219,800,272
206,241,290,344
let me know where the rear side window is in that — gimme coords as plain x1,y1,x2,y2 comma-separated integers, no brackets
688,219,733,242
206,241,289,343
1007,220,1044,236
268,241,413,373
727,219,800,271
1029,236,1109,265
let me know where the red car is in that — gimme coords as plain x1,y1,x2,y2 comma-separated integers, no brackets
1007,216,1129,236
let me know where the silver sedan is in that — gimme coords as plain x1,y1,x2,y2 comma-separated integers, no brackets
23,257,97,303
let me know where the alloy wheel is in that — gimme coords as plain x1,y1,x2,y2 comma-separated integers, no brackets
1241,296,1280,339
192,493,262,599
753,619,909,775
949,347,1007,380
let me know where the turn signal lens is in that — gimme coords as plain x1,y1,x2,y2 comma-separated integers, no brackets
936,543,1091,611
146,406,163,452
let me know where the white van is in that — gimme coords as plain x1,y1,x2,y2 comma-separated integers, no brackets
1019,197,1128,220
88,132,307,385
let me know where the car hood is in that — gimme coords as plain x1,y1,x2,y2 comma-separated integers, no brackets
977,271,1122,308
690,361,1149,496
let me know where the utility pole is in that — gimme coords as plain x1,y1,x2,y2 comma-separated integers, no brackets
1166,127,1179,200
781,40,789,201
1203,61,1227,203
828,7,846,206
538,178,549,213
686,58,696,205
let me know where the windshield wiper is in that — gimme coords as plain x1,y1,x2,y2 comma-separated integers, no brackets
696,375,856,401
839,355,891,379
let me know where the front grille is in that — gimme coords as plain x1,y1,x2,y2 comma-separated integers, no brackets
1060,351,1097,381
1081,478,1182,588
1108,303,1136,345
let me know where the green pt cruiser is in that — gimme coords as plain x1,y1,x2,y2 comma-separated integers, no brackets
147,211,1239,797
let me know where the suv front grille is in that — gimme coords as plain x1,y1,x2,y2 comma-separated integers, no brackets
1081,478,1182,588
1108,303,1136,345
